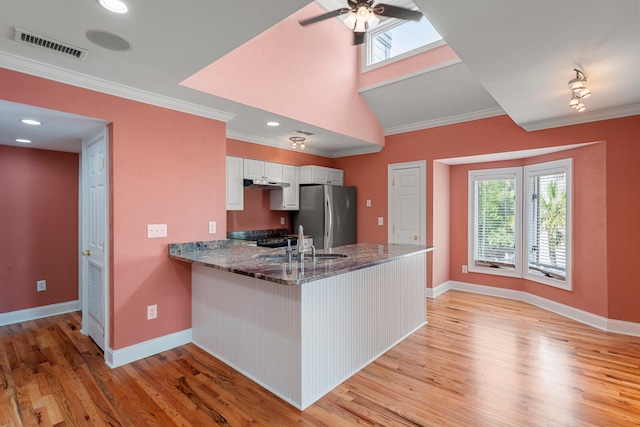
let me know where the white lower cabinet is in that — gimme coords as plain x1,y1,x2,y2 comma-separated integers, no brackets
270,164,299,210
299,165,343,185
226,156,244,211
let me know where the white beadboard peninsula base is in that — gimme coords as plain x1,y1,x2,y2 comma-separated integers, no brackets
192,252,426,410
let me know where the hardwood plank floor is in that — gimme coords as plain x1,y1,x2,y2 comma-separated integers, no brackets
2,290,640,426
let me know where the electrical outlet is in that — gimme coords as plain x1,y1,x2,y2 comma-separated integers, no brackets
280,217,285,225
366,199,371,207
36,280,46,292
208,221,216,234
147,224,167,238
147,304,157,320
378,217,384,226
462,265,468,274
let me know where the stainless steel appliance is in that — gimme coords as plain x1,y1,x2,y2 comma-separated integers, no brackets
294,185,356,250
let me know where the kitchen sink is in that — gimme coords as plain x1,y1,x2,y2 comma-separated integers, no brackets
252,253,347,262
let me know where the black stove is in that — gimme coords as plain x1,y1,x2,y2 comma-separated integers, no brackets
256,236,297,248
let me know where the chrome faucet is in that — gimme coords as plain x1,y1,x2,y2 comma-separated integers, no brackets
297,224,315,262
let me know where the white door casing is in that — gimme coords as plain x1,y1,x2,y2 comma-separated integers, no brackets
388,161,426,245
81,130,109,352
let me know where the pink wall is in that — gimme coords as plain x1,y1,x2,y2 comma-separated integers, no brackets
337,114,640,323
0,68,227,349
432,161,450,287
0,146,79,313
181,3,384,147
226,138,334,232
448,144,608,316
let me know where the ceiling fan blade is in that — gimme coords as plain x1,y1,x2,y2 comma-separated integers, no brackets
353,32,365,45
373,4,423,21
299,8,350,26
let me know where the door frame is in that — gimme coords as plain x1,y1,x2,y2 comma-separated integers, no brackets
79,125,110,358
387,160,427,245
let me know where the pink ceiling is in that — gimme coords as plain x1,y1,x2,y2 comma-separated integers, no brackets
180,3,384,147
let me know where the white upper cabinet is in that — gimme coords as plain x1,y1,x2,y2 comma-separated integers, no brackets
270,164,300,211
244,159,283,181
299,165,344,185
226,156,244,211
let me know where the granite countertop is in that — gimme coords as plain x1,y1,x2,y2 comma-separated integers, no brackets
169,241,435,286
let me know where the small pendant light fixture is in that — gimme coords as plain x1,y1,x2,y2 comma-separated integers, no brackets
568,68,591,112
290,136,306,150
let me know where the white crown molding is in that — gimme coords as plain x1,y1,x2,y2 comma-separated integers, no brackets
385,107,506,135
0,300,80,326
429,280,640,338
0,51,235,123
520,103,640,132
106,328,192,368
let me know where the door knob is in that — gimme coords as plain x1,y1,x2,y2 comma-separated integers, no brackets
413,235,419,241
82,249,91,256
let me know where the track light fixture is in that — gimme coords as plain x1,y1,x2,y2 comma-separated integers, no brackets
290,136,306,150
568,68,591,112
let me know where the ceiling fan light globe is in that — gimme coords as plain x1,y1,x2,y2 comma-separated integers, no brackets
354,20,367,32
343,11,357,29
569,97,579,108
367,13,380,28
576,103,586,112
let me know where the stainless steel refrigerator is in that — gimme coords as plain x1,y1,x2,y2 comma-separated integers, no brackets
294,185,356,250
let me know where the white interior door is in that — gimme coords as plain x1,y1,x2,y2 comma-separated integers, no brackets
81,131,108,351
388,161,426,245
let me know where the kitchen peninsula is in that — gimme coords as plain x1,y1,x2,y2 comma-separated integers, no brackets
170,241,434,410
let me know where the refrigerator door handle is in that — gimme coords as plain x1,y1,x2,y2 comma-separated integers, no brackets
325,197,333,249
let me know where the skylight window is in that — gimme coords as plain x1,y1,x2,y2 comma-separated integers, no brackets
365,15,443,69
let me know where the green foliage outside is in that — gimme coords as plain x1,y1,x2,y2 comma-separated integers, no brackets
477,179,515,261
539,178,566,265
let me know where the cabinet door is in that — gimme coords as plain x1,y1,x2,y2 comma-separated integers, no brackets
226,156,244,210
270,165,299,210
264,162,283,181
243,159,264,179
328,168,344,186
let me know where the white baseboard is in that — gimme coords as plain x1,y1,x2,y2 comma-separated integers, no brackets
105,328,193,368
0,300,80,326
429,281,640,338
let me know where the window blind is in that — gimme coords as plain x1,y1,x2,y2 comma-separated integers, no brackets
473,176,517,269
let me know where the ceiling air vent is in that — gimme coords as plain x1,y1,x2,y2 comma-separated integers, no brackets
13,27,89,61
291,129,315,136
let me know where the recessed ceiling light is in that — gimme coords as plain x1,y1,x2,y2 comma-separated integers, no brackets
15,138,32,143
266,121,280,127
98,0,128,14
20,119,42,126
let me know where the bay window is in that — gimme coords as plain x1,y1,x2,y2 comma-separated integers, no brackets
468,159,572,290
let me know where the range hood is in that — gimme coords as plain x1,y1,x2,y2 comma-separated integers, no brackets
243,179,290,190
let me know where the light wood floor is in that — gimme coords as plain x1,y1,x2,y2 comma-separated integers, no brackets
2,290,640,426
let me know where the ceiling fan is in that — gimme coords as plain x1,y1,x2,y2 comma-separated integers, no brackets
299,0,423,45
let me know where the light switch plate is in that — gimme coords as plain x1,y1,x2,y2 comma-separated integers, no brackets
378,217,384,226
208,221,216,234
147,224,167,238
37,280,46,292
366,199,371,207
